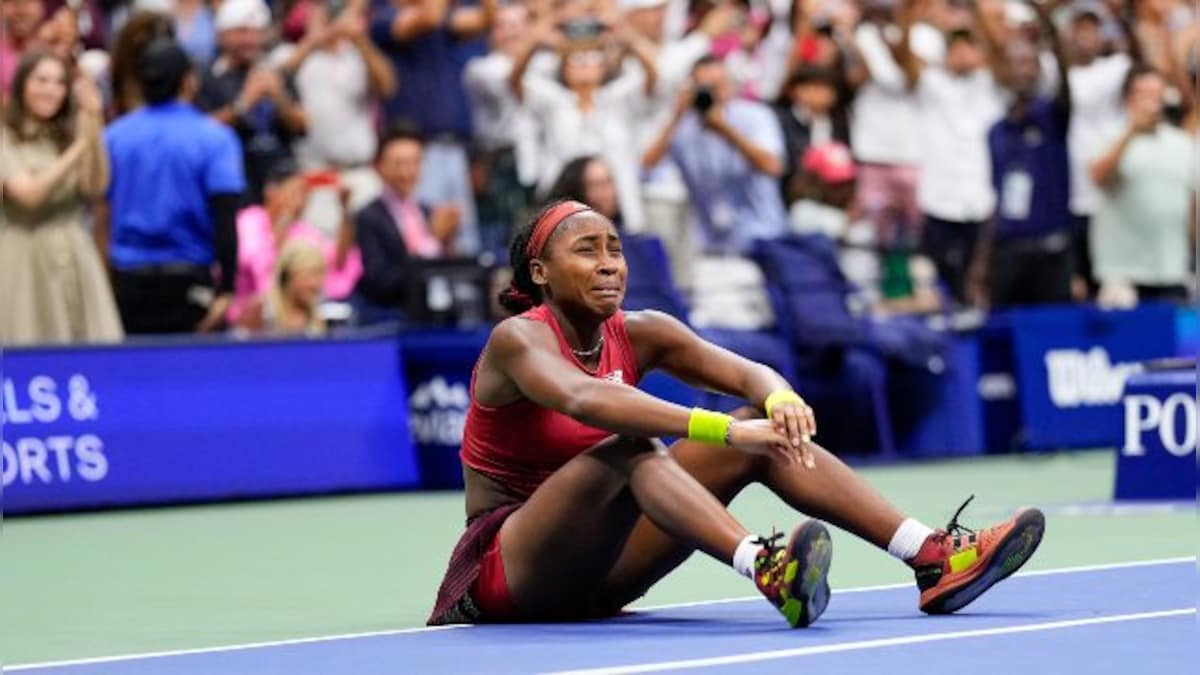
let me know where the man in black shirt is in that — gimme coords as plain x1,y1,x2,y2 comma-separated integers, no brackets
196,0,307,203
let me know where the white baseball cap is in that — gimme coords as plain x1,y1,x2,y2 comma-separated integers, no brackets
1004,0,1036,26
134,0,177,13
215,0,272,32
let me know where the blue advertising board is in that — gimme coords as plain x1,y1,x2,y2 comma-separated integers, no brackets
1114,370,1197,501
1008,304,1177,449
1,337,418,514
398,329,490,490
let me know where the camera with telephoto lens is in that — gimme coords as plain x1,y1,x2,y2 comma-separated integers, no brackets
692,86,715,113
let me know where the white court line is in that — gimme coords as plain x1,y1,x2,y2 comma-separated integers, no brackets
7,556,1194,672
543,609,1197,675
4,626,469,672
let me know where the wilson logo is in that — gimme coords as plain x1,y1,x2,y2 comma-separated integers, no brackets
1044,348,1140,408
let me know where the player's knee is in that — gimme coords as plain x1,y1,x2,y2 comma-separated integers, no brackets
588,435,664,474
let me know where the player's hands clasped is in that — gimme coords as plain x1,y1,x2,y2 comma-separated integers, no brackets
770,397,817,469
727,419,799,466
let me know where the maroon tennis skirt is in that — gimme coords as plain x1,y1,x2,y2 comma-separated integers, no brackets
427,503,521,625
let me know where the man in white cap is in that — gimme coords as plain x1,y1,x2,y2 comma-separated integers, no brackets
197,0,308,203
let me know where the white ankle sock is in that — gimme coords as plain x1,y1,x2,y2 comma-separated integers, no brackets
732,534,760,579
887,518,935,562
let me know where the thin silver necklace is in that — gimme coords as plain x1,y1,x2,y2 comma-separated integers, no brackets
572,335,604,359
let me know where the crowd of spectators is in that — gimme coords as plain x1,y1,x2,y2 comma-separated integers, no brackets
0,0,1195,346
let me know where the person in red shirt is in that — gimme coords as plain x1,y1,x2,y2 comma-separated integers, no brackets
428,200,1045,627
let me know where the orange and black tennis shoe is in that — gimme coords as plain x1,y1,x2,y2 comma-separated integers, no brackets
909,496,1045,614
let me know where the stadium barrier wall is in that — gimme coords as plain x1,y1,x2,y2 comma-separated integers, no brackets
1114,369,1197,501
2,304,1192,513
1,336,419,514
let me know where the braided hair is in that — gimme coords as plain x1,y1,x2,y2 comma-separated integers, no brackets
498,201,568,315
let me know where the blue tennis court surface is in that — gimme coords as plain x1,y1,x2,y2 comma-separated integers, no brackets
13,558,1195,674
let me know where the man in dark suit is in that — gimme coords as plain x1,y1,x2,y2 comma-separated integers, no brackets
355,125,461,309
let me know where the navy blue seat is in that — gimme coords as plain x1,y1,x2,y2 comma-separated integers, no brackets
620,234,799,409
751,234,907,455
620,234,689,321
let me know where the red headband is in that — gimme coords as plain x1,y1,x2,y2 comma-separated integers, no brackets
526,201,593,258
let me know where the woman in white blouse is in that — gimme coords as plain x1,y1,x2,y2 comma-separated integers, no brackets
508,18,658,231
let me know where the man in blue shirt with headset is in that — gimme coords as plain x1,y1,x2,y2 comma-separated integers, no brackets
103,37,246,334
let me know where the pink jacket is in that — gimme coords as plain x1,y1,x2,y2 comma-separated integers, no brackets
228,205,363,323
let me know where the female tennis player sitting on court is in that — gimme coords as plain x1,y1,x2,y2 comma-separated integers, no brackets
428,200,1045,627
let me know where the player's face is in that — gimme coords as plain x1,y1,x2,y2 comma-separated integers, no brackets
534,213,626,317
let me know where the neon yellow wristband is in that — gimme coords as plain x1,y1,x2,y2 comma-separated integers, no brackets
764,390,804,418
687,408,734,446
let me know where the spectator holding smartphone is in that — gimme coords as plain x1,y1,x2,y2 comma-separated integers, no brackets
1089,65,1196,307
508,14,658,231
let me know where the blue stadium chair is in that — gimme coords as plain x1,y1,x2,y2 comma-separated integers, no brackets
751,234,903,456
620,234,799,410
694,327,801,412
620,233,690,320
